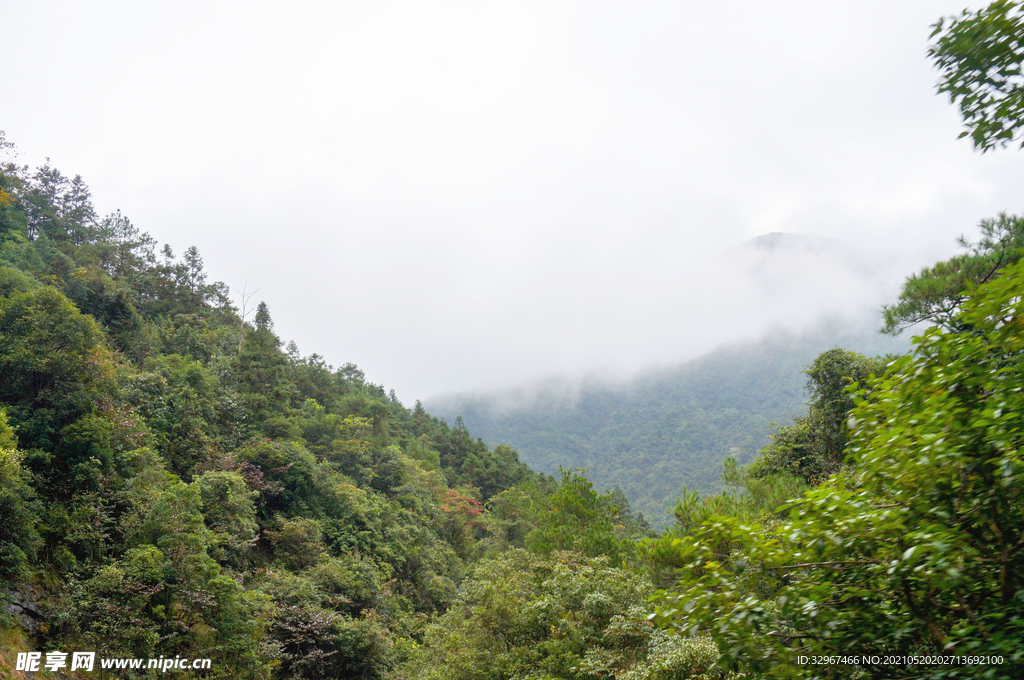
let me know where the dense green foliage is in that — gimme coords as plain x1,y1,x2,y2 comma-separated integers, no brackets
398,549,735,680
932,0,1024,152
749,349,887,484
0,138,590,678
5,3,1024,676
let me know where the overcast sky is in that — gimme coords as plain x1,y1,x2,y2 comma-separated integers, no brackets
3,1,1022,401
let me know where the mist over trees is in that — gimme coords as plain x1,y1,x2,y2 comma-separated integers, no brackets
431,324,905,528
644,3,1024,676
3,1,1024,678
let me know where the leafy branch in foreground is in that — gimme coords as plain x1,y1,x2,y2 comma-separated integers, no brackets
932,1,1024,152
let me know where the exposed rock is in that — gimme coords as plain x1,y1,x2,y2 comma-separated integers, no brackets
3,586,43,634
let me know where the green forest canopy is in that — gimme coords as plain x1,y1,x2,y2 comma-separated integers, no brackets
3,2,1024,678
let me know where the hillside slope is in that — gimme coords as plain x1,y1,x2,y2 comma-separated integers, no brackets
0,136,557,678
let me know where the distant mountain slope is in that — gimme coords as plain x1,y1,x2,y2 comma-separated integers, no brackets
429,323,905,528
429,232,928,528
